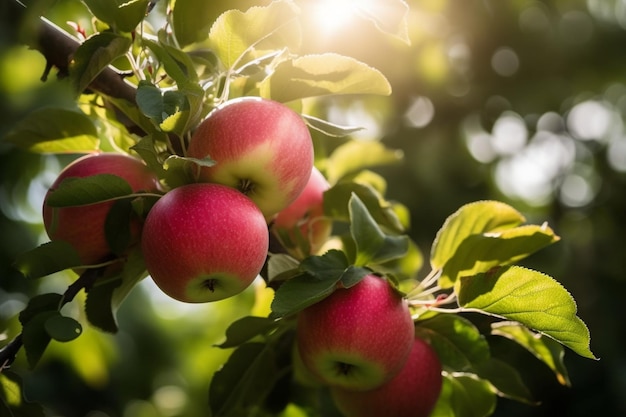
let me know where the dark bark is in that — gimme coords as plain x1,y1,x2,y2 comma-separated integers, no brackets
5,0,137,103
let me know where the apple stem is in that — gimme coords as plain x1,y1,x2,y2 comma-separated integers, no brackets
405,268,442,300
409,292,457,307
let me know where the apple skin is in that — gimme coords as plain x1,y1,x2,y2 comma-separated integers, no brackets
43,153,161,266
141,183,269,303
296,274,415,391
186,97,314,219
331,336,443,417
272,166,332,258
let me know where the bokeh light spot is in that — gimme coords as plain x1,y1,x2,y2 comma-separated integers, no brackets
153,385,188,416
560,173,595,207
519,3,551,34
405,96,435,128
491,47,519,77
607,137,626,172
567,100,614,141
491,111,528,155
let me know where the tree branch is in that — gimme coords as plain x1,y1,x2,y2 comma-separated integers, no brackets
8,0,137,103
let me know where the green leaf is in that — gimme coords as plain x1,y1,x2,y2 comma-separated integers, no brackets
82,0,150,32
0,371,45,416
3,108,99,153
85,248,149,333
111,247,150,308
130,135,167,178
104,199,134,256
474,358,536,404
161,155,199,187
45,174,133,207
70,32,132,94
266,253,300,283
85,278,123,333
376,238,424,280
216,316,279,349
457,266,596,360
270,250,369,318
135,82,167,120
13,241,82,279
139,39,206,137
324,182,404,233
136,81,189,125
349,193,409,266
270,272,338,319
143,39,201,89
354,0,410,44
301,114,363,137
431,201,525,272
415,314,490,373
261,53,392,103
44,314,82,342
21,312,54,368
108,96,160,136
326,140,403,183
299,249,351,278
171,0,215,47
491,321,571,386
430,374,497,417
440,224,560,288
208,1,301,69
18,294,62,325
339,265,372,288
209,342,278,417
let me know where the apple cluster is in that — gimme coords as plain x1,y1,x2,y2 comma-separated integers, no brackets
41,96,442,416
295,274,443,417
42,97,327,303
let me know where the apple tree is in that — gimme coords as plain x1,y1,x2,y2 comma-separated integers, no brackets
0,0,596,416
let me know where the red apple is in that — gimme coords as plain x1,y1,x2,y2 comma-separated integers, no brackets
141,183,269,303
186,97,314,219
43,153,160,266
296,274,415,391
331,336,443,417
272,166,332,258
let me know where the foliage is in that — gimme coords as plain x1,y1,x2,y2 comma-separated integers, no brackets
0,1,598,417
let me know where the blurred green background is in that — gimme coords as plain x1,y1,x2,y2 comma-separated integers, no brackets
1,0,625,416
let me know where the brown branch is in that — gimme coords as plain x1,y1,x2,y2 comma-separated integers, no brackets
8,0,137,103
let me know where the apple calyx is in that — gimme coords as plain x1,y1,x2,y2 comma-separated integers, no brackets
238,178,256,195
202,278,218,292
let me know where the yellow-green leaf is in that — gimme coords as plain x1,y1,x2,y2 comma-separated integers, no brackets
430,373,496,417
431,201,525,272
355,0,410,44
349,193,408,266
440,224,559,288
208,1,301,69
260,53,392,103
326,140,403,183
458,266,596,360
491,321,571,386
3,108,99,153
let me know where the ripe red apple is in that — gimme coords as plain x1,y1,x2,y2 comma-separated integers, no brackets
331,336,443,417
186,97,314,219
141,183,269,303
43,153,160,266
272,166,332,258
296,274,415,391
